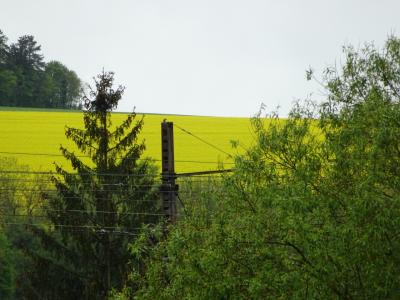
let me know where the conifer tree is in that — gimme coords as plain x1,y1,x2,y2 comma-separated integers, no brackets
32,71,159,299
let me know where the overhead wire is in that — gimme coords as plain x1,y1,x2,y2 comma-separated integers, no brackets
0,210,166,216
0,170,228,179
3,222,149,234
0,151,235,165
0,176,222,183
173,124,233,158
0,135,232,227
0,188,212,196
0,222,155,236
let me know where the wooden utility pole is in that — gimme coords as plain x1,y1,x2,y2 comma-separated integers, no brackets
160,120,178,223
160,121,234,223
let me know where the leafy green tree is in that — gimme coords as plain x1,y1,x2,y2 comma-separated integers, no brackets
0,157,51,298
30,71,159,299
0,30,17,105
45,61,81,108
0,30,82,108
0,69,17,106
7,35,46,107
0,29,8,66
120,36,400,299
8,35,44,72
0,231,15,299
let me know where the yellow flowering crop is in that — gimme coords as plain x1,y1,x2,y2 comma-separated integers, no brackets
0,110,254,173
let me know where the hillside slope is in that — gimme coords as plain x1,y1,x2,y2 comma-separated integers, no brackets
0,109,253,173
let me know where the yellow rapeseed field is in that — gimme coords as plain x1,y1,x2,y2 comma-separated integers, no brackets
0,110,255,173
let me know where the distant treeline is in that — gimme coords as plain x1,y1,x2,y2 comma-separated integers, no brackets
0,30,82,109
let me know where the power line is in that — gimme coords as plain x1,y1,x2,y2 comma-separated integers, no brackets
0,177,222,184
175,159,234,165
0,151,234,165
174,124,233,158
2,222,150,230
0,178,162,186
0,151,83,158
177,169,233,177
0,188,158,192
1,222,150,235
0,189,208,196
0,170,228,178
0,170,160,177
0,210,165,216
0,196,163,203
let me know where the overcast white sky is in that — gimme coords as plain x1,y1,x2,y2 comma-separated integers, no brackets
1,0,400,116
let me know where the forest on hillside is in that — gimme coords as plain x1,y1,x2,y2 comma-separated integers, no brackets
0,29,82,109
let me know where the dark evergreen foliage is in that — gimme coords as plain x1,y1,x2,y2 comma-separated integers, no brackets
29,71,160,299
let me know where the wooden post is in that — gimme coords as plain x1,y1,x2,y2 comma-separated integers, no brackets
161,120,177,222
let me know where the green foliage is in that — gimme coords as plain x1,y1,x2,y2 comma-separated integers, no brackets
45,61,81,108
0,157,52,298
0,157,47,220
116,36,400,299
0,30,8,65
0,29,82,109
8,34,46,107
29,71,160,299
0,69,16,102
0,230,15,299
